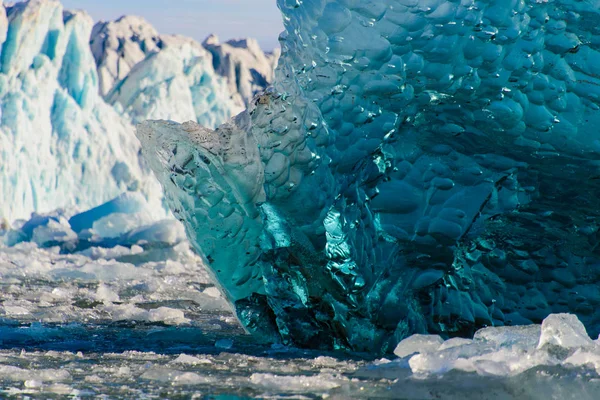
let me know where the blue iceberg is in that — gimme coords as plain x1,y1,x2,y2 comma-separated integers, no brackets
137,0,600,353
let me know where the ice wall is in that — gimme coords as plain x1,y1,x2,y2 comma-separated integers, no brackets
138,0,600,354
0,1,163,222
0,0,276,222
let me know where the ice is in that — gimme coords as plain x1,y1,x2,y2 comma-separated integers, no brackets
203,34,280,108
474,325,542,349
141,368,216,386
0,1,277,223
2,193,185,258
0,365,70,383
0,1,165,222
249,373,344,393
67,192,147,233
5,0,600,397
402,314,600,377
538,314,595,350
394,334,444,358
0,322,596,398
0,191,233,328
95,283,120,303
103,304,190,325
137,0,600,353
170,354,212,365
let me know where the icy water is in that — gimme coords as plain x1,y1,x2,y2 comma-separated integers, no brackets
1,243,600,399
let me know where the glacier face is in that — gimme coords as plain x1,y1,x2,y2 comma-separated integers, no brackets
203,34,280,108
138,0,600,353
92,16,239,128
0,1,163,223
0,0,276,223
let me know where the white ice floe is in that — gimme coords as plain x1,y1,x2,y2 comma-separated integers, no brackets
386,314,600,378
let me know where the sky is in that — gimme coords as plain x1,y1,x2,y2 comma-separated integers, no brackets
55,0,285,50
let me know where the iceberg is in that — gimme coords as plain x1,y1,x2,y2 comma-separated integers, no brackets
138,0,600,353
0,1,163,222
1,192,186,257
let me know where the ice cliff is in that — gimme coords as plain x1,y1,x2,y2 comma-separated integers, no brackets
0,1,162,222
138,0,600,354
0,0,277,222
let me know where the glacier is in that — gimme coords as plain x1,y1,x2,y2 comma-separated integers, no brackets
138,0,600,354
0,0,276,223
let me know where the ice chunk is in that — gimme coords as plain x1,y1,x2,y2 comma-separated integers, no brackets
249,373,343,393
171,354,212,365
137,0,600,353
474,325,542,349
438,337,474,351
95,283,120,303
538,314,595,350
141,368,216,385
394,335,444,358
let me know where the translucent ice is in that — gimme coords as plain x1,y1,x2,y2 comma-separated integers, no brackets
137,0,600,353
394,334,444,358
538,314,595,350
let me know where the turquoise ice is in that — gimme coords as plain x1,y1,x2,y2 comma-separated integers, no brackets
138,0,600,353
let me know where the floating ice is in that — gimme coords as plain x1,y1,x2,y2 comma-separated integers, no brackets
137,0,600,353
396,314,600,378
538,313,595,350
394,334,444,358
